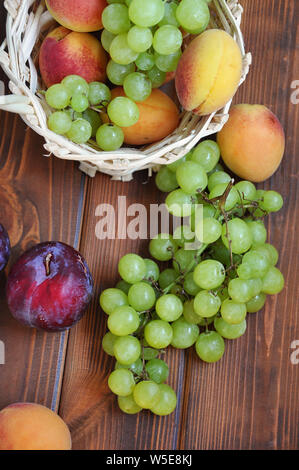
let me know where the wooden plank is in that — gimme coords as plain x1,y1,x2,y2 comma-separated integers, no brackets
179,0,299,450
58,172,187,449
0,1,86,411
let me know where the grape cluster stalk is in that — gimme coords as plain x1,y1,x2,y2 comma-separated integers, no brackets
100,140,285,416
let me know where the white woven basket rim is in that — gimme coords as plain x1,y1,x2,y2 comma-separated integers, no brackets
0,0,251,180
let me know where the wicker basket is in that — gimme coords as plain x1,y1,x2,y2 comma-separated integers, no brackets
0,0,251,180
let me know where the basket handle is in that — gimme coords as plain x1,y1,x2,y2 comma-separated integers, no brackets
0,80,33,114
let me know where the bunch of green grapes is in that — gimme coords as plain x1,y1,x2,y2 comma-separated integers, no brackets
101,0,210,91
100,139,285,416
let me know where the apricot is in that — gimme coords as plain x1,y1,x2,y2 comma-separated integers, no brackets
0,403,72,450
217,104,285,182
39,26,108,87
45,0,107,32
111,88,180,145
175,29,242,116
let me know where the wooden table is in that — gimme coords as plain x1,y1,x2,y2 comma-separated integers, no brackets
0,0,298,451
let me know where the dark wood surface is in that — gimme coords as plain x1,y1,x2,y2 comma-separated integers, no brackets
0,0,298,450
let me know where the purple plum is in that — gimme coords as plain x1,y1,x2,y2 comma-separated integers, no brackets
6,241,93,332
0,223,11,272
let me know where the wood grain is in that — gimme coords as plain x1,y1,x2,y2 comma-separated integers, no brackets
0,0,298,451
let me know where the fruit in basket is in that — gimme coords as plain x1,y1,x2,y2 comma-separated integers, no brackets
111,87,179,145
45,0,107,33
0,403,71,450
39,26,108,87
217,104,285,182
0,223,10,272
6,242,93,332
100,138,285,416
175,29,243,116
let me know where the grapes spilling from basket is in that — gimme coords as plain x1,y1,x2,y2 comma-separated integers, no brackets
100,140,284,415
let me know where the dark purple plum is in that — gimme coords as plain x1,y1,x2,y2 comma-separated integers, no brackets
6,241,93,332
0,223,11,272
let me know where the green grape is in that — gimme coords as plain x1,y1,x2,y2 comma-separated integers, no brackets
261,266,284,294
195,331,225,363
214,316,247,340
100,287,128,315
146,66,166,87
154,50,181,73
165,189,194,217
108,305,140,336
221,298,247,325
118,253,146,284
149,234,177,261
101,29,116,52
183,299,206,325
115,358,143,376
158,268,177,290
183,272,201,296
135,52,155,71
70,93,89,112
173,225,195,247
254,243,279,266
237,250,270,279
193,260,225,290
96,124,124,151
171,317,199,348
167,153,191,173
102,4,131,34
129,0,165,27
107,0,126,3
145,359,169,383
246,219,267,246
66,118,92,144
246,292,267,313
235,180,257,202
107,96,139,127
191,140,220,173
191,204,215,232
108,368,135,396
144,258,160,282
110,33,139,65
102,331,118,356
194,290,221,318
61,75,89,96
45,84,71,109
172,248,197,273
170,284,185,302
116,280,132,295
143,347,159,360
159,1,179,27
88,82,111,106
48,111,72,134
150,384,177,416
128,282,156,311
156,294,183,321
118,394,142,414
123,72,152,102
221,218,253,254
176,0,210,34
113,335,141,365
247,278,263,297
82,109,102,137
228,278,254,303
127,26,153,52
133,380,161,408
176,161,208,194
208,171,231,192
208,163,225,175
195,217,222,244
210,240,232,266
125,0,133,6
155,166,179,192
209,183,239,211
153,25,182,55
107,60,135,85
144,320,173,348
259,190,284,212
